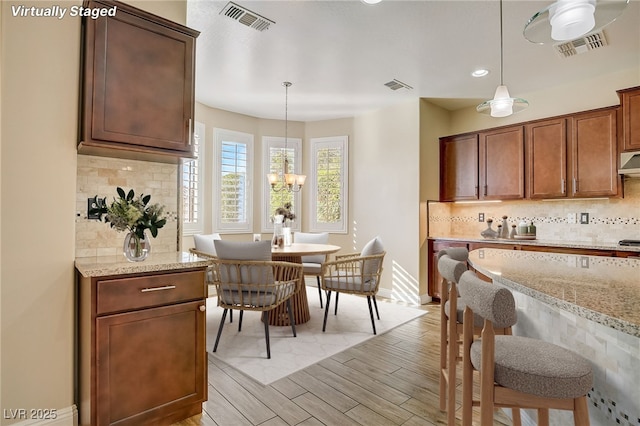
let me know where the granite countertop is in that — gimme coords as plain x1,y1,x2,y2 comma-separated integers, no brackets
430,235,640,253
467,248,640,337
75,251,213,278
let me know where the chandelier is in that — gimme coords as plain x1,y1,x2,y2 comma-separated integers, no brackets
267,81,306,192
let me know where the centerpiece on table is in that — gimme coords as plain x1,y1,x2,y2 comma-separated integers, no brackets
272,202,295,247
91,187,167,261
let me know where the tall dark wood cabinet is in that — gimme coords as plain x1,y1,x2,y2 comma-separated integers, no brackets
618,86,640,152
569,108,619,197
439,134,479,201
79,0,199,162
479,126,525,200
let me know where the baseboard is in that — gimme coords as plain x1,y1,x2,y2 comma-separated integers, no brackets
4,405,78,426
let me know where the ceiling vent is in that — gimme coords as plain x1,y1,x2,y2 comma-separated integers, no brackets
220,2,274,32
384,79,413,91
554,31,607,58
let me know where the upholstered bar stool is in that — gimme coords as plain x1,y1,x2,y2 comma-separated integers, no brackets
459,270,593,426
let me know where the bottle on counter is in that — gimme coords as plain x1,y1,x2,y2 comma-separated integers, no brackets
500,215,509,238
509,224,517,239
481,218,498,239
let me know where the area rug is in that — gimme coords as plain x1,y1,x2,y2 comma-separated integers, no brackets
206,285,428,385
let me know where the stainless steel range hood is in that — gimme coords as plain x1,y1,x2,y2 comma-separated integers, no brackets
618,151,640,176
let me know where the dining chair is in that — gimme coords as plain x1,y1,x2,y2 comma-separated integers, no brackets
211,240,303,359
320,236,385,334
459,270,593,426
293,231,329,308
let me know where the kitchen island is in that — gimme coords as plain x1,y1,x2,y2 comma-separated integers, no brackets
468,248,639,426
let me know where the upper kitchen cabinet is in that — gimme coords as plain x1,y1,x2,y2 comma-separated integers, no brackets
617,86,640,151
569,107,619,198
478,126,525,200
440,134,479,201
79,0,200,162
526,118,568,199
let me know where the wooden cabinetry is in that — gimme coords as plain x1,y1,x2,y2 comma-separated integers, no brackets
79,0,199,162
526,118,568,199
479,126,525,200
439,134,479,201
617,86,640,151
79,268,207,426
570,108,619,197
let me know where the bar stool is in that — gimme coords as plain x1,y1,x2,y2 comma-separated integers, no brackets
459,270,593,426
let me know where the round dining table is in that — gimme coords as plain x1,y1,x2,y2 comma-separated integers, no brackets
269,243,341,326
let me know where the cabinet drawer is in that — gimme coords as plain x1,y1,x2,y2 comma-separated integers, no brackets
97,270,205,315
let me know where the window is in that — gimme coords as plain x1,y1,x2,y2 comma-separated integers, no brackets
262,136,302,232
182,121,204,235
213,128,254,233
310,136,348,233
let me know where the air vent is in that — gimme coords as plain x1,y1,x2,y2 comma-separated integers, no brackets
554,31,607,58
220,2,274,32
384,79,413,91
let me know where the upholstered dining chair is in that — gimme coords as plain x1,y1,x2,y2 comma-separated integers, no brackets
293,231,329,308
320,236,385,335
459,270,593,426
210,240,303,359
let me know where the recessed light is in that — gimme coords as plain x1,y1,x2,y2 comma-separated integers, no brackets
361,0,382,4
472,69,490,78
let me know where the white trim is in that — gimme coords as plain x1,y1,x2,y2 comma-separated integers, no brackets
5,405,78,426
213,128,254,233
261,136,302,233
182,120,205,235
309,136,348,233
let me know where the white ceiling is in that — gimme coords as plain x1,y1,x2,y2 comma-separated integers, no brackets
187,0,640,122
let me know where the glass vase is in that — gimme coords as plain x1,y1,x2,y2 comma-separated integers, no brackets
123,230,150,262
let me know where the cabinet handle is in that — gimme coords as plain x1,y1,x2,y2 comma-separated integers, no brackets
484,185,488,196
573,178,577,193
561,179,566,194
199,305,206,312
188,118,193,146
141,285,176,293
475,186,478,197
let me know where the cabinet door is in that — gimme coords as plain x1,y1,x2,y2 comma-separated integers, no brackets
82,0,198,155
618,86,640,151
95,301,206,426
479,127,525,200
526,118,567,199
439,134,479,201
569,108,619,197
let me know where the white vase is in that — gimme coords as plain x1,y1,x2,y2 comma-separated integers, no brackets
123,230,150,261
283,227,292,246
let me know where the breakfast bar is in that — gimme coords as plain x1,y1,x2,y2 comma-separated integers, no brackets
467,248,639,426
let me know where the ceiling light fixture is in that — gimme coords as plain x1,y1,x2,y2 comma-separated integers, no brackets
267,82,306,193
477,0,528,118
361,0,382,4
472,69,490,78
524,0,629,44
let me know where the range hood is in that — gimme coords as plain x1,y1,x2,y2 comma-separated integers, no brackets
618,151,640,177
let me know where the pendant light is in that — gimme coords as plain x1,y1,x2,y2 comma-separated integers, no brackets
477,0,528,118
267,82,306,192
524,0,629,44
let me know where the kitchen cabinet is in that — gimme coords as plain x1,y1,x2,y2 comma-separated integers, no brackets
617,86,640,151
78,267,207,426
569,107,619,197
479,126,525,200
525,118,568,199
439,134,479,201
79,0,199,162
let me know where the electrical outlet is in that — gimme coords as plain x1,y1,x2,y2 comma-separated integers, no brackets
87,196,105,220
567,213,577,224
478,213,485,222
580,212,589,224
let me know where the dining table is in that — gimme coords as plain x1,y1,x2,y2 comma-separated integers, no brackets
269,242,341,326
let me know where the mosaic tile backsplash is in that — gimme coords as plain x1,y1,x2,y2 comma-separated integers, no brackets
429,178,640,244
75,155,179,258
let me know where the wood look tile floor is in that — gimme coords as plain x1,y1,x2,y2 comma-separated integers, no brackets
173,301,512,426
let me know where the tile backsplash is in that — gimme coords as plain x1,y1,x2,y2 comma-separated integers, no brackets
429,178,640,244
75,155,179,258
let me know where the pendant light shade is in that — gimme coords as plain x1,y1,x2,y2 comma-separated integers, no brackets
524,0,629,44
477,0,528,117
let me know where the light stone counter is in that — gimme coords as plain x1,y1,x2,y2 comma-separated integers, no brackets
468,248,640,337
75,251,213,277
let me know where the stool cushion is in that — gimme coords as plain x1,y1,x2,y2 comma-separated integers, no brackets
470,335,593,399
444,299,485,328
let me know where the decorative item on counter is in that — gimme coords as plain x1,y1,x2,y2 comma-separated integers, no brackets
90,187,166,261
271,214,285,248
515,220,537,240
509,224,517,239
500,215,510,238
481,218,499,239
